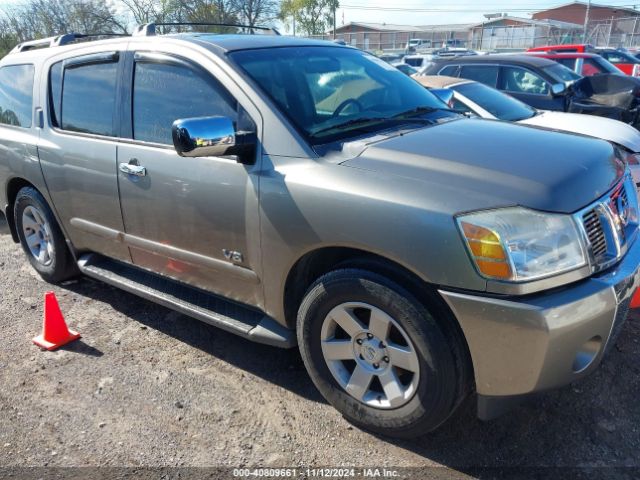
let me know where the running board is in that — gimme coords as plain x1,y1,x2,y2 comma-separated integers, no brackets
77,254,296,348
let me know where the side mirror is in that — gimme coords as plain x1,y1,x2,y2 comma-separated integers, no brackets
551,83,567,96
429,88,455,108
172,116,256,163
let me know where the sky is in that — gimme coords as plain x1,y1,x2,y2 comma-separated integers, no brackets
333,0,638,27
0,0,637,29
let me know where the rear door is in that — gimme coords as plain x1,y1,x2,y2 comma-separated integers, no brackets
115,50,263,306
38,49,131,262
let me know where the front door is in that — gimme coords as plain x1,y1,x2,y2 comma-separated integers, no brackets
499,66,564,111
116,51,263,306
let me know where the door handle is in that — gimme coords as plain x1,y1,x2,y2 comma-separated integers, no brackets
119,159,147,177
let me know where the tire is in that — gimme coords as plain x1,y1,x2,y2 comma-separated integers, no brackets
14,186,77,283
297,268,468,438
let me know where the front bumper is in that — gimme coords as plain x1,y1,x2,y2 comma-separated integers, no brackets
439,234,640,418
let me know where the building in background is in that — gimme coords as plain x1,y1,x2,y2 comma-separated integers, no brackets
532,1,640,24
470,15,582,51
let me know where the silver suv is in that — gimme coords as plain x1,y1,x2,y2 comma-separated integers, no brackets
1,25,639,438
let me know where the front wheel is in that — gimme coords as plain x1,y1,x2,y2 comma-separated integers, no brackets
297,269,468,438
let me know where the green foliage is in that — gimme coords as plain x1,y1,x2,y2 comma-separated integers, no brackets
279,0,338,36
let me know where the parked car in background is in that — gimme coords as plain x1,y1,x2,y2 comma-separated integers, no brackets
423,54,581,110
423,54,640,127
404,48,477,74
415,75,640,187
393,62,418,76
528,44,640,77
405,38,430,53
3,27,640,438
528,52,623,77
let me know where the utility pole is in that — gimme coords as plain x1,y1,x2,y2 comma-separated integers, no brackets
583,0,591,42
333,3,337,39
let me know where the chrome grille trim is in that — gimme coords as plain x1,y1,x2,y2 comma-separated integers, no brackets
575,174,640,274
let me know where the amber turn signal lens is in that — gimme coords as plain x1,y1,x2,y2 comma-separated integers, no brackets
460,221,512,279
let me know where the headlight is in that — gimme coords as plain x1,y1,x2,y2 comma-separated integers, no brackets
457,207,587,282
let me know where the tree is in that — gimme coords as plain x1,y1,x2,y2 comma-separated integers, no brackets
280,0,338,36
233,0,279,27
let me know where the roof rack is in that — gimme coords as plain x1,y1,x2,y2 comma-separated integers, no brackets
11,33,128,54
133,22,280,37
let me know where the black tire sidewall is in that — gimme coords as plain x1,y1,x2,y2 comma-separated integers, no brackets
298,269,459,437
14,187,72,283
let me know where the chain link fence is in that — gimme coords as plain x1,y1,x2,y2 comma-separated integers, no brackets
303,16,640,54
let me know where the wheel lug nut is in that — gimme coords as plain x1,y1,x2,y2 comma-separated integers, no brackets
367,333,373,339
373,363,379,369
356,339,363,345
383,356,389,363
379,342,385,348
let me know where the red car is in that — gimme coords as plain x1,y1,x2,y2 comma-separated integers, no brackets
527,52,623,77
528,44,640,77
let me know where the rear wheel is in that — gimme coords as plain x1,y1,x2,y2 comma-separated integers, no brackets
297,268,469,438
14,187,77,283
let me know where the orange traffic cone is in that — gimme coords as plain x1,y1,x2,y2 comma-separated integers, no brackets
32,292,81,350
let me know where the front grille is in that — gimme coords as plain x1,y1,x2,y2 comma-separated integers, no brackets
582,208,607,258
578,175,639,272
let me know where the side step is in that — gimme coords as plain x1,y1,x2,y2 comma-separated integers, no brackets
77,254,296,348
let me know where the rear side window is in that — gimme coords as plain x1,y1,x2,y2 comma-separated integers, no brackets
405,57,424,67
459,65,498,87
57,60,118,136
0,64,34,128
132,61,236,145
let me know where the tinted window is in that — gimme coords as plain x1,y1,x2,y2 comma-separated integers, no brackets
439,65,459,76
62,61,118,136
600,50,640,64
587,57,622,75
555,58,576,70
453,81,536,121
542,63,581,83
501,67,549,95
133,62,236,145
0,64,34,128
405,57,424,67
49,62,62,127
231,47,450,143
459,65,498,87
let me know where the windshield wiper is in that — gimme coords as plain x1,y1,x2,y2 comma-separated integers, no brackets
392,105,460,119
310,115,430,138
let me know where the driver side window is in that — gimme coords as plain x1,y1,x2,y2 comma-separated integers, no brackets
501,67,549,95
133,60,237,145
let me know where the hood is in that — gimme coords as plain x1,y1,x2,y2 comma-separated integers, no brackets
519,110,640,153
342,118,625,214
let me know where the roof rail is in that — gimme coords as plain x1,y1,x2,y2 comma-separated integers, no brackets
11,32,128,54
133,22,280,37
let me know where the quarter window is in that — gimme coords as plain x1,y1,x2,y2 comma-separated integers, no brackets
132,61,237,145
0,64,34,128
60,61,119,136
459,65,498,87
501,67,549,95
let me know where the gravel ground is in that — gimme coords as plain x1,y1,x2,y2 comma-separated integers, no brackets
1,212,639,478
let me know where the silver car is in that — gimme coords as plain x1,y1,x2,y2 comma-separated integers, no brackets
1,27,639,438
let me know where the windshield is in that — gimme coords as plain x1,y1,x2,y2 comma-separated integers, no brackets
452,81,536,121
231,46,450,142
543,63,582,84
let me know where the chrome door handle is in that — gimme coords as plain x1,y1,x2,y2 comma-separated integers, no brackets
119,161,147,177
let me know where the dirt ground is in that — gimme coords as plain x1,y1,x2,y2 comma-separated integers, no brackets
1,212,639,478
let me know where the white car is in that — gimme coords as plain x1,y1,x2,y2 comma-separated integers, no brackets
416,75,640,187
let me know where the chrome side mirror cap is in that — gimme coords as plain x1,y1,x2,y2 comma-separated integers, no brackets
551,83,567,96
172,116,256,163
